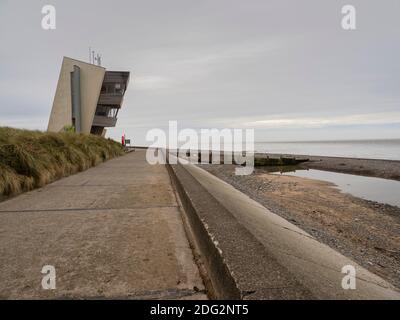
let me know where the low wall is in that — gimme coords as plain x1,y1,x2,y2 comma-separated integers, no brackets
167,158,400,300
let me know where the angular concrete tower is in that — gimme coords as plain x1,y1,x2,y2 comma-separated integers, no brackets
47,57,130,136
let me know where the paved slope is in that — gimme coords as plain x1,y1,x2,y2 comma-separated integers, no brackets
0,150,205,299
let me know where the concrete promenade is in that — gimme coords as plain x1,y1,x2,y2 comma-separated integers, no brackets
169,160,400,299
0,150,205,299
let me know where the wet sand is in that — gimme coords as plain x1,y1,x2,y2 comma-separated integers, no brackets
200,161,400,289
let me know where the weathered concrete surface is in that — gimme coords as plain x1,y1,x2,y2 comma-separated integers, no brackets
168,163,313,300
169,158,400,299
0,150,205,299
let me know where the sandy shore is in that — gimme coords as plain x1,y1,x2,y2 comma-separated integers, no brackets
199,159,400,289
258,153,400,181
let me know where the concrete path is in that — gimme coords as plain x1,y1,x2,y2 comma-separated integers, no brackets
0,150,206,299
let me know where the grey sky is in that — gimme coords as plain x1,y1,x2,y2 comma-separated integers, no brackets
1,0,399,144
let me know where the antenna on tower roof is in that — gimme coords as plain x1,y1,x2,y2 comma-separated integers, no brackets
96,53,102,66
88,47,102,66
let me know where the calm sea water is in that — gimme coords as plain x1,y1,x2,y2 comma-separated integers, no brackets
254,139,400,161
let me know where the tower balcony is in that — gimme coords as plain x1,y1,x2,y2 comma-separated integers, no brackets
97,93,124,106
92,115,117,127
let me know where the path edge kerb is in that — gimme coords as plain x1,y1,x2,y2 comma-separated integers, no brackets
166,163,241,299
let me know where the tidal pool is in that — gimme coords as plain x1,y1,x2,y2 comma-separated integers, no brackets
271,169,400,208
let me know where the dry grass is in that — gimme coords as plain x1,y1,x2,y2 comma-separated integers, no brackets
0,127,125,198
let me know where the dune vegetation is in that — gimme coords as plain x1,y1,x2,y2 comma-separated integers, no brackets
0,127,125,199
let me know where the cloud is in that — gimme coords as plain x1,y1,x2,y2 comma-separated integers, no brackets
133,75,175,91
175,38,285,67
1,0,400,142
243,112,400,129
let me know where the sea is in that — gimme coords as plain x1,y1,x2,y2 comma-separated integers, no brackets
254,139,400,161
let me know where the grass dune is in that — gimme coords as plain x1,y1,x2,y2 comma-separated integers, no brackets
0,127,124,199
